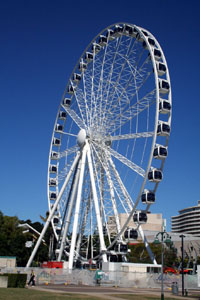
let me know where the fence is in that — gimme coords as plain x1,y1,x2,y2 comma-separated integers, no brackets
1,267,199,289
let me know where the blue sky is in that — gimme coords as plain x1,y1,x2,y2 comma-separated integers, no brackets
0,0,200,230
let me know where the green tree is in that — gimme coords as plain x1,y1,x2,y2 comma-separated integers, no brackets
128,242,178,267
0,211,49,267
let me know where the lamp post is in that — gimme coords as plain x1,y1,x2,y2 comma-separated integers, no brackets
180,234,185,296
154,231,172,300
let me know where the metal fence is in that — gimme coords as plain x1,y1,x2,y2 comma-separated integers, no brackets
1,267,199,290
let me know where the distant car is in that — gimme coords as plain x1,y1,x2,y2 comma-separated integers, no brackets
179,268,194,275
163,267,177,274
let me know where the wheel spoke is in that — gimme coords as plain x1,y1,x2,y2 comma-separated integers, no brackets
110,147,145,177
111,131,154,141
59,145,79,158
106,88,156,135
62,105,86,129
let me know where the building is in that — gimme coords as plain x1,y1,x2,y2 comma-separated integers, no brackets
0,256,16,268
171,200,200,236
107,212,165,238
119,212,164,232
107,211,200,259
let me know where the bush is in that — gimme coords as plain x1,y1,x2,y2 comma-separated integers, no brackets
0,273,27,288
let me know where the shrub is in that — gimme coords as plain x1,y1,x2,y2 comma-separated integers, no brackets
0,273,27,288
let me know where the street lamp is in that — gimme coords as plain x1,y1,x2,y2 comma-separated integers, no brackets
154,230,172,300
180,234,185,296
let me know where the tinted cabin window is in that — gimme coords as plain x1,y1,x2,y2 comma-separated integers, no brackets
106,29,114,37
153,148,158,156
148,38,155,46
162,81,169,89
55,139,60,145
139,213,147,222
74,74,81,81
65,100,71,106
163,101,171,110
79,62,87,70
50,180,56,186
59,111,66,118
148,192,155,201
160,147,167,156
68,86,74,92
133,214,137,222
86,53,93,60
124,231,128,239
154,49,161,58
163,124,170,133
57,125,63,131
92,44,101,52
148,172,153,180
120,245,127,252
114,26,123,33
141,194,146,202
124,25,133,34
130,230,138,239
99,36,107,43
51,152,58,158
155,171,162,179
142,192,155,202
142,30,148,36
159,63,166,72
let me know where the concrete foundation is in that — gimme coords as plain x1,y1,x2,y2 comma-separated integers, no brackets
0,276,8,288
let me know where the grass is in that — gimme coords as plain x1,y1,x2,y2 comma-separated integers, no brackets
1,288,199,300
111,294,182,300
0,288,100,300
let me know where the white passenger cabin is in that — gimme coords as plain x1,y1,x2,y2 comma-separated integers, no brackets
141,189,155,204
153,145,168,159
133,211,147,224
148,168,163,182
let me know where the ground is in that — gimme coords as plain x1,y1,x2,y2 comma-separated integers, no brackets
0,285,200,300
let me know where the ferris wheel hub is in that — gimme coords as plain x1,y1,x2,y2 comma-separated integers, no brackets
77,129,86,147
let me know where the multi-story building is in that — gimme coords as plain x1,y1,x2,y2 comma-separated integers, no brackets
107,212,164,237
171,200,200,236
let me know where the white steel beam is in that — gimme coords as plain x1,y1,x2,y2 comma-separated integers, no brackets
109,147,145,177
104,155,121,236
68,145,87,270
109,157,133,211
138,225,157,264
62,105,86,129
26,151,80,268
86,141,107,262
57,161,81,261
110,131,154,141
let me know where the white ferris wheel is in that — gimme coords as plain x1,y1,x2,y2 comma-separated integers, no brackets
27,23,171,269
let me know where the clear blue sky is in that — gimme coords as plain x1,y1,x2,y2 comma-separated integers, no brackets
0,0,199,230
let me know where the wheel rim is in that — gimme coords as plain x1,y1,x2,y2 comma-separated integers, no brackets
47,23,171,266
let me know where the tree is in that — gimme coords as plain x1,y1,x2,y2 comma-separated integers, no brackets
0,211,50,267
128,242,179,266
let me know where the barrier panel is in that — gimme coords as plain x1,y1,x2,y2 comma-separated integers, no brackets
1,267,198,290
0,276,8,288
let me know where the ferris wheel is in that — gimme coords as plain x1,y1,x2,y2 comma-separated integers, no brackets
27,23,171,269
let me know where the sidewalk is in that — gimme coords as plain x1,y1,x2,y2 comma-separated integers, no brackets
30,284,198,300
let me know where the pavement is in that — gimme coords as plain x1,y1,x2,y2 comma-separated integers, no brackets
29,284,200,299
